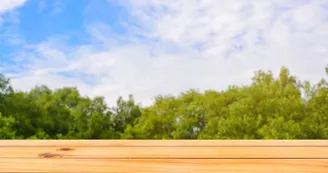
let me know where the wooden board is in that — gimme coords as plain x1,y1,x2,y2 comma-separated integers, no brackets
2,146,328,159
1,140,328,172
1,159,328,173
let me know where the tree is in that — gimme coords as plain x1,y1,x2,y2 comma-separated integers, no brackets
0,112,16,139
0,65,328,139
112,95,142,138
0,74,13,116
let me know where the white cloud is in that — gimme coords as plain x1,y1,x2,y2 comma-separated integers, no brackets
0,0,26,25
0,0,26,14
6,0,328,106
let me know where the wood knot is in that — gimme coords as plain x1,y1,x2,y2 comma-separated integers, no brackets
56,147,75,151
38,152,63,158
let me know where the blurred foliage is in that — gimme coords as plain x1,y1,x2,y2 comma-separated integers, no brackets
0,66,327,139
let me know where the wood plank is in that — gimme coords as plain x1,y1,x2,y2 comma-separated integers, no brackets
1,140,328,147
0,159,327,173
1,146,328,159
1,140,327,172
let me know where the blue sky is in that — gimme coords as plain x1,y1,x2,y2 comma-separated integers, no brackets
3,0,127,42
0,0,328,106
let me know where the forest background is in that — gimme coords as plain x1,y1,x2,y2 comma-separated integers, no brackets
0,65,327,139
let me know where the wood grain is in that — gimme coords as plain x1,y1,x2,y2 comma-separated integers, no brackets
1,140,328,146
1,146,328,159
1,140,328,172
1,159,328,173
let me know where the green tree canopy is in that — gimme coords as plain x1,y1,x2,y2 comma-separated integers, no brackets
0,65,327,139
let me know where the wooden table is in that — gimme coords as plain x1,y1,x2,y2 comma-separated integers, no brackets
1,140,328,172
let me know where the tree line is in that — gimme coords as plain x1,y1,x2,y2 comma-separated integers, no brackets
0,65,327,139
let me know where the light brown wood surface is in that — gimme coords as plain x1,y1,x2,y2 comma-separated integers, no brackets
1,140,328,172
